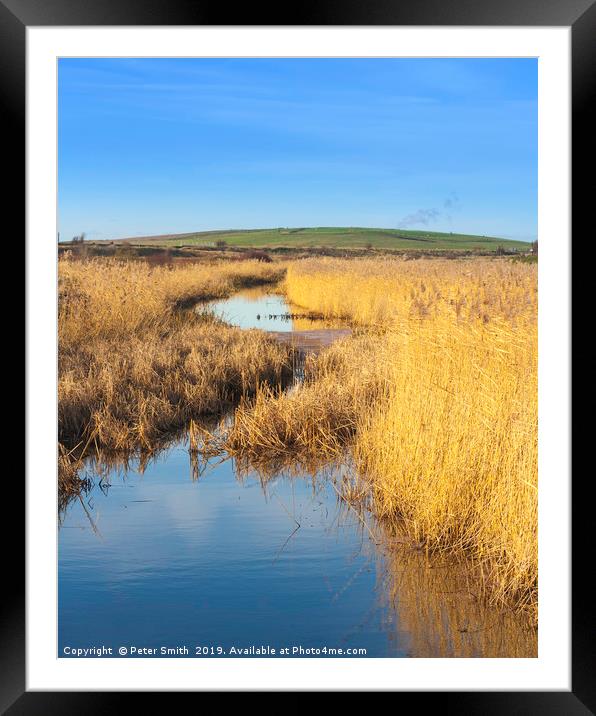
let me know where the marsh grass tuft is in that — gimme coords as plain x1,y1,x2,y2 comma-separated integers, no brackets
225,334,391,469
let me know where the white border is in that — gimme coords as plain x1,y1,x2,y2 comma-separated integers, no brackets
26,27,570,691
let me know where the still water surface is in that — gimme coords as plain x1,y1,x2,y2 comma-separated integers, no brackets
59,288,536,658
60,446,406,657
207,288,296,331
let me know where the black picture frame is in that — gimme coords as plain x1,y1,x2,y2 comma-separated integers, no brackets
11,0,588,710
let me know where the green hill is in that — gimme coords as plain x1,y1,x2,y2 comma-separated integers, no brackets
115,227,529,251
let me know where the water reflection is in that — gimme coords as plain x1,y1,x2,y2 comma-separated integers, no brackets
59,441,395,657
59,433,536,658
376,535,536,658
204,285,345,334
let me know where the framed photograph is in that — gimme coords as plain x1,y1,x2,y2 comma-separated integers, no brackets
12,0,587,708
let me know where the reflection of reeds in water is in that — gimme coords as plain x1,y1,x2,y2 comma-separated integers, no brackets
60,433,536,658
218,284,285,304
234,455,538,658
374,528,537,658
290,316,347,332
58,418,220,514
312,478,537,658
58,444,90,515
233,449,342,490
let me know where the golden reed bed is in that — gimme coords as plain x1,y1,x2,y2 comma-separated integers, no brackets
58,257,290,464
58,254,537,620
227,257,537,619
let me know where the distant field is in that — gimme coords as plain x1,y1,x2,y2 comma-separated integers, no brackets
113,227,530,251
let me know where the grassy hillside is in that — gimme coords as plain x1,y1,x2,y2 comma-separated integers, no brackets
114,227,530,251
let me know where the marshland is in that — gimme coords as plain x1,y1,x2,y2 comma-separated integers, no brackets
59,250,537,657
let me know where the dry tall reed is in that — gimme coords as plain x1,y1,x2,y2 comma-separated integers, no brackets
58,257,290,461
228,257,537,618
59,256,284,346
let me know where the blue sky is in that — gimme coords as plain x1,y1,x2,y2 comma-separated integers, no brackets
58,58,537,242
